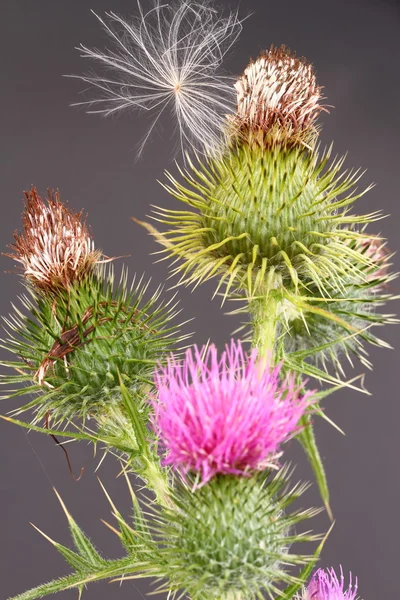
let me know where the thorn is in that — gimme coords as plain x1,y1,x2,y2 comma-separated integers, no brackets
97,477,118,513
101,519,122,538
325,500,334,523
53,488,73,522
30,522,58,546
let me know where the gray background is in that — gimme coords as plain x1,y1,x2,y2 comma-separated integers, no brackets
1,0,399,598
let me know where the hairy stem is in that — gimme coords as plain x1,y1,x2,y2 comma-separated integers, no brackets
139,456,172,508
249,291,280,361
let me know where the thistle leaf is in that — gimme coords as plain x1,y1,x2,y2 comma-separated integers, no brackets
53,490,105,568
8,558,144,600
118,372,150,459
297,413,332,521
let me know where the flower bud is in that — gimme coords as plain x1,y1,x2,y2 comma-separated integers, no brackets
149,470,320,599
155,145,373,299
3,191,184,427
279,233,396,372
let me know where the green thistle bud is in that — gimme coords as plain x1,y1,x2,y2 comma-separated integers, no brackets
146,46,385,305
1,268,183,426
148,470,321,600
275,234,397,371
155,143,375,300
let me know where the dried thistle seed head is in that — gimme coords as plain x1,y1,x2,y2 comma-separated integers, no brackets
7,187,101,293
232,45,324,146
72,1,243,157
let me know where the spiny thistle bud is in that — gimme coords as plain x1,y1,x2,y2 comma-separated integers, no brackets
153,340,313,485
154,145,375,299
2,191,185,427
278,233,397,372
6,187,101,294
2,270,184,426
149,470,321,599
232,45,324,147
300,567,359,600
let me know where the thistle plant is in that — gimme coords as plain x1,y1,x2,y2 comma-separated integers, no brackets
2,1,397,599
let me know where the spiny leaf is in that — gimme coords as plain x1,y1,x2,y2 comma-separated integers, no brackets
118,372,150,459
98,478,140,552
8,557,145,600
0,415,102,444
297,413,333,521
53,490,105,568
30,523,97,574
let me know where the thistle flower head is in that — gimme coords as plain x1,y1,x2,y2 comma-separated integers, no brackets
6,187,100,293
356,234,390,286
153,340,313,484
232,45,324,146
303,567,359,600
73,1,243,156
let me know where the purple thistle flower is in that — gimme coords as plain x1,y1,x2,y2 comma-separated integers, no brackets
153,340,313,485
305,567,358,600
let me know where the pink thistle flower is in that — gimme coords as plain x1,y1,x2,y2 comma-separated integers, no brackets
153,340,313,485
304,567,358,600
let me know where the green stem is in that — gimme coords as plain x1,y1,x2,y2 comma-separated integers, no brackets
248,291,333,518
139,455,172,508
249,292,280,361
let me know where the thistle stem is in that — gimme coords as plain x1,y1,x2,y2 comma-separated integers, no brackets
139,456,172,508
249,291,280,361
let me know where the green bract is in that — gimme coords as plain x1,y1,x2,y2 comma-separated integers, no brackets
155,143,377,299
1,266,184,426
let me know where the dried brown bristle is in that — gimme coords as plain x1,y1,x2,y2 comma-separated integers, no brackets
233,45,325,145
6,187,101,293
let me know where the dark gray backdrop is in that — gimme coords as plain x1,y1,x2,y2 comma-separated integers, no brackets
1,1,399,598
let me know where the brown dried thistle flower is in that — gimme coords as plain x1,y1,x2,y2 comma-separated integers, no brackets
232,45,325,146
6,187,101,293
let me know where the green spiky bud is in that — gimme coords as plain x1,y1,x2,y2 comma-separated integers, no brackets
155,144,375,300
148,45,383,307
2,189,186,429
275,234,397,372
1,266,183,427
148,470,321,600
